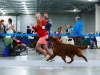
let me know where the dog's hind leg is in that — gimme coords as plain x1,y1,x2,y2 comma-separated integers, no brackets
77,49,88,62
67,55,75,64
47,54,56,61
61,55,66,63
77,54,88,62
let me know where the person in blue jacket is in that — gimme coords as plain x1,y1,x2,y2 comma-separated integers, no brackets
73,16,83,46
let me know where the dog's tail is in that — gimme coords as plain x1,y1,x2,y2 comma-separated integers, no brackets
77,45,88,50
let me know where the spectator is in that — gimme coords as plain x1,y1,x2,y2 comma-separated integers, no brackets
73,16,83,46
59,31,66,42
27,26,31,34
0,19,6,34
44,12,52,34
44,12,52,49
0,19,6,56
66,25,70,33
89,32,98,48
55,28,60,34
59,26,65,34
6,18,15,34
68,25,73,34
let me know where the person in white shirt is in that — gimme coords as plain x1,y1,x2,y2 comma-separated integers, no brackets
6,18,15,38
6,18,15,34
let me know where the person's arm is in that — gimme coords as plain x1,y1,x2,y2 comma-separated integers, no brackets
46,19,52,27
32,26,37,32
5,24,10,31
68,29,71,33
10,24,15,31
75,22,80,32
4,25,6,33
73,22,80,34
31,24,38,32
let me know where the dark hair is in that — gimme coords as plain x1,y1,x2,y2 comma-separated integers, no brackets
27,26,30,28
44,12,48,15
8,18,12,23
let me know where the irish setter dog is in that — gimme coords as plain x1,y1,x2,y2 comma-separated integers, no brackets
46,36,88,64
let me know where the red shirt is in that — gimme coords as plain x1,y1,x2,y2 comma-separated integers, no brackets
32,19,47,37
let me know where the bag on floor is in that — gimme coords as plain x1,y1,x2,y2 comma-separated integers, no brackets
3,46,11,56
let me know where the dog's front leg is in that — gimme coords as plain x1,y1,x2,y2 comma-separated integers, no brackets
46,54,56,61
61,55,67,63
67,55,75,64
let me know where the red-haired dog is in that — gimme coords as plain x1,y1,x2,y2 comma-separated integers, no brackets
46,36,88,63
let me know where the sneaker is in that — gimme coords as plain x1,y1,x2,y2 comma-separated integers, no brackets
43,55,50,60
43,55,55,62
48,59,55,62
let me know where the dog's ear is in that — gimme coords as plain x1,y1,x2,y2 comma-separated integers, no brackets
49,36,54,38
55,37,58,40
47,36,54,41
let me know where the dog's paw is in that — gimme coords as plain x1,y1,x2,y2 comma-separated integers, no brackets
46,60,49,61
67,62,71,64
48,59,55,62
86,60,88,62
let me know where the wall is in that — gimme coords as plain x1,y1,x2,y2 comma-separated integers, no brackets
95,4,100,33
49,14,79,32
85,14,95,33
17,16,20,31
20,15,36,33
81,13,95,33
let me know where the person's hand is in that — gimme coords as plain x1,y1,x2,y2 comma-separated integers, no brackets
7,28,10,30
45,19,48,22
31,24,34,27
34,32,37,34
10,26,12,29
31,23,34,27
8,26,13,29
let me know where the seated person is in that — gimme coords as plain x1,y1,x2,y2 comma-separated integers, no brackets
16,31,23,41
89,32,97,48
68,25,73,34
66,25,70,33
27,26,31,34
55,31,61,42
